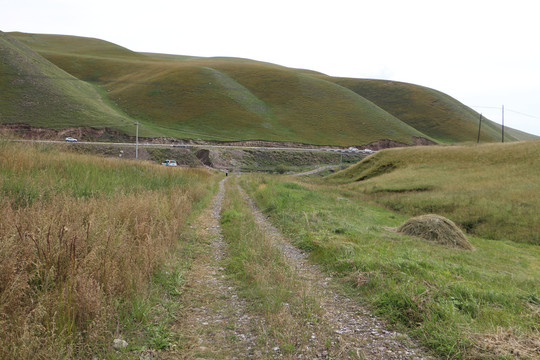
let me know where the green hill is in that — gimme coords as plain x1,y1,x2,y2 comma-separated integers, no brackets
319,77,536,143
2,31,537,145
328,140,540,244
0,31,138,133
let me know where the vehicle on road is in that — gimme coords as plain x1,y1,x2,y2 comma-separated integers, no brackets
65,137,77,142
161,159,178,166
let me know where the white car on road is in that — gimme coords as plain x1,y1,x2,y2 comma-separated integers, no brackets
65,137,77,142
162,160,178,167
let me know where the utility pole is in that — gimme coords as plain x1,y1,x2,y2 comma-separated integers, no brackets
501,105,505,143
136,121,139,159
477,113,483,144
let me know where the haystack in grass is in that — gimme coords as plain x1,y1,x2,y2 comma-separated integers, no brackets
397,214,474,250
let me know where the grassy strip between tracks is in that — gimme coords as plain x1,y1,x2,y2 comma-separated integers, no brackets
219,177,329,358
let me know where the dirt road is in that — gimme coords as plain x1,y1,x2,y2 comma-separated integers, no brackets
175,176,434,359
174,178,266,359
237,184,434,360
290,165,340,177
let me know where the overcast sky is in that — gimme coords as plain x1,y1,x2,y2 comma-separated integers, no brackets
2,0,540,135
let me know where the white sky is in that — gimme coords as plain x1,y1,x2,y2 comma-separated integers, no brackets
2,0,540,136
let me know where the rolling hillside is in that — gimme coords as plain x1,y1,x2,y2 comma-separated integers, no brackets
1,31,536,145
0,31,137,133
319,77,538,143
328,140,540,244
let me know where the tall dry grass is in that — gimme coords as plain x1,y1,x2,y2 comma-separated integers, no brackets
0,142,215,358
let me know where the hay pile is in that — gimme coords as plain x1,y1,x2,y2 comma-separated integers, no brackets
397,214,474,250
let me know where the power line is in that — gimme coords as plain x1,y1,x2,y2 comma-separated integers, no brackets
506,109,540,121
471,106,540,121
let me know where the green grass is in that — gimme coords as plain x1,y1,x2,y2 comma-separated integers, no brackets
241,174,540,359
219,178,327,357
0,142,198,205
7,31,536,146
328,140,540,244
120,210,219,355
238,149,363,173
0,32,139,133
0,141,219,359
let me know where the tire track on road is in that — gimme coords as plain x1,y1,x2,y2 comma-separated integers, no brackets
237,184,435,360
175,177,266,359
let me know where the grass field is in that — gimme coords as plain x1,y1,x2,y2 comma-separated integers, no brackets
328,140,540,245
4,31,536,146
1,135,538,358
241,174,540,359
0,141,218,358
